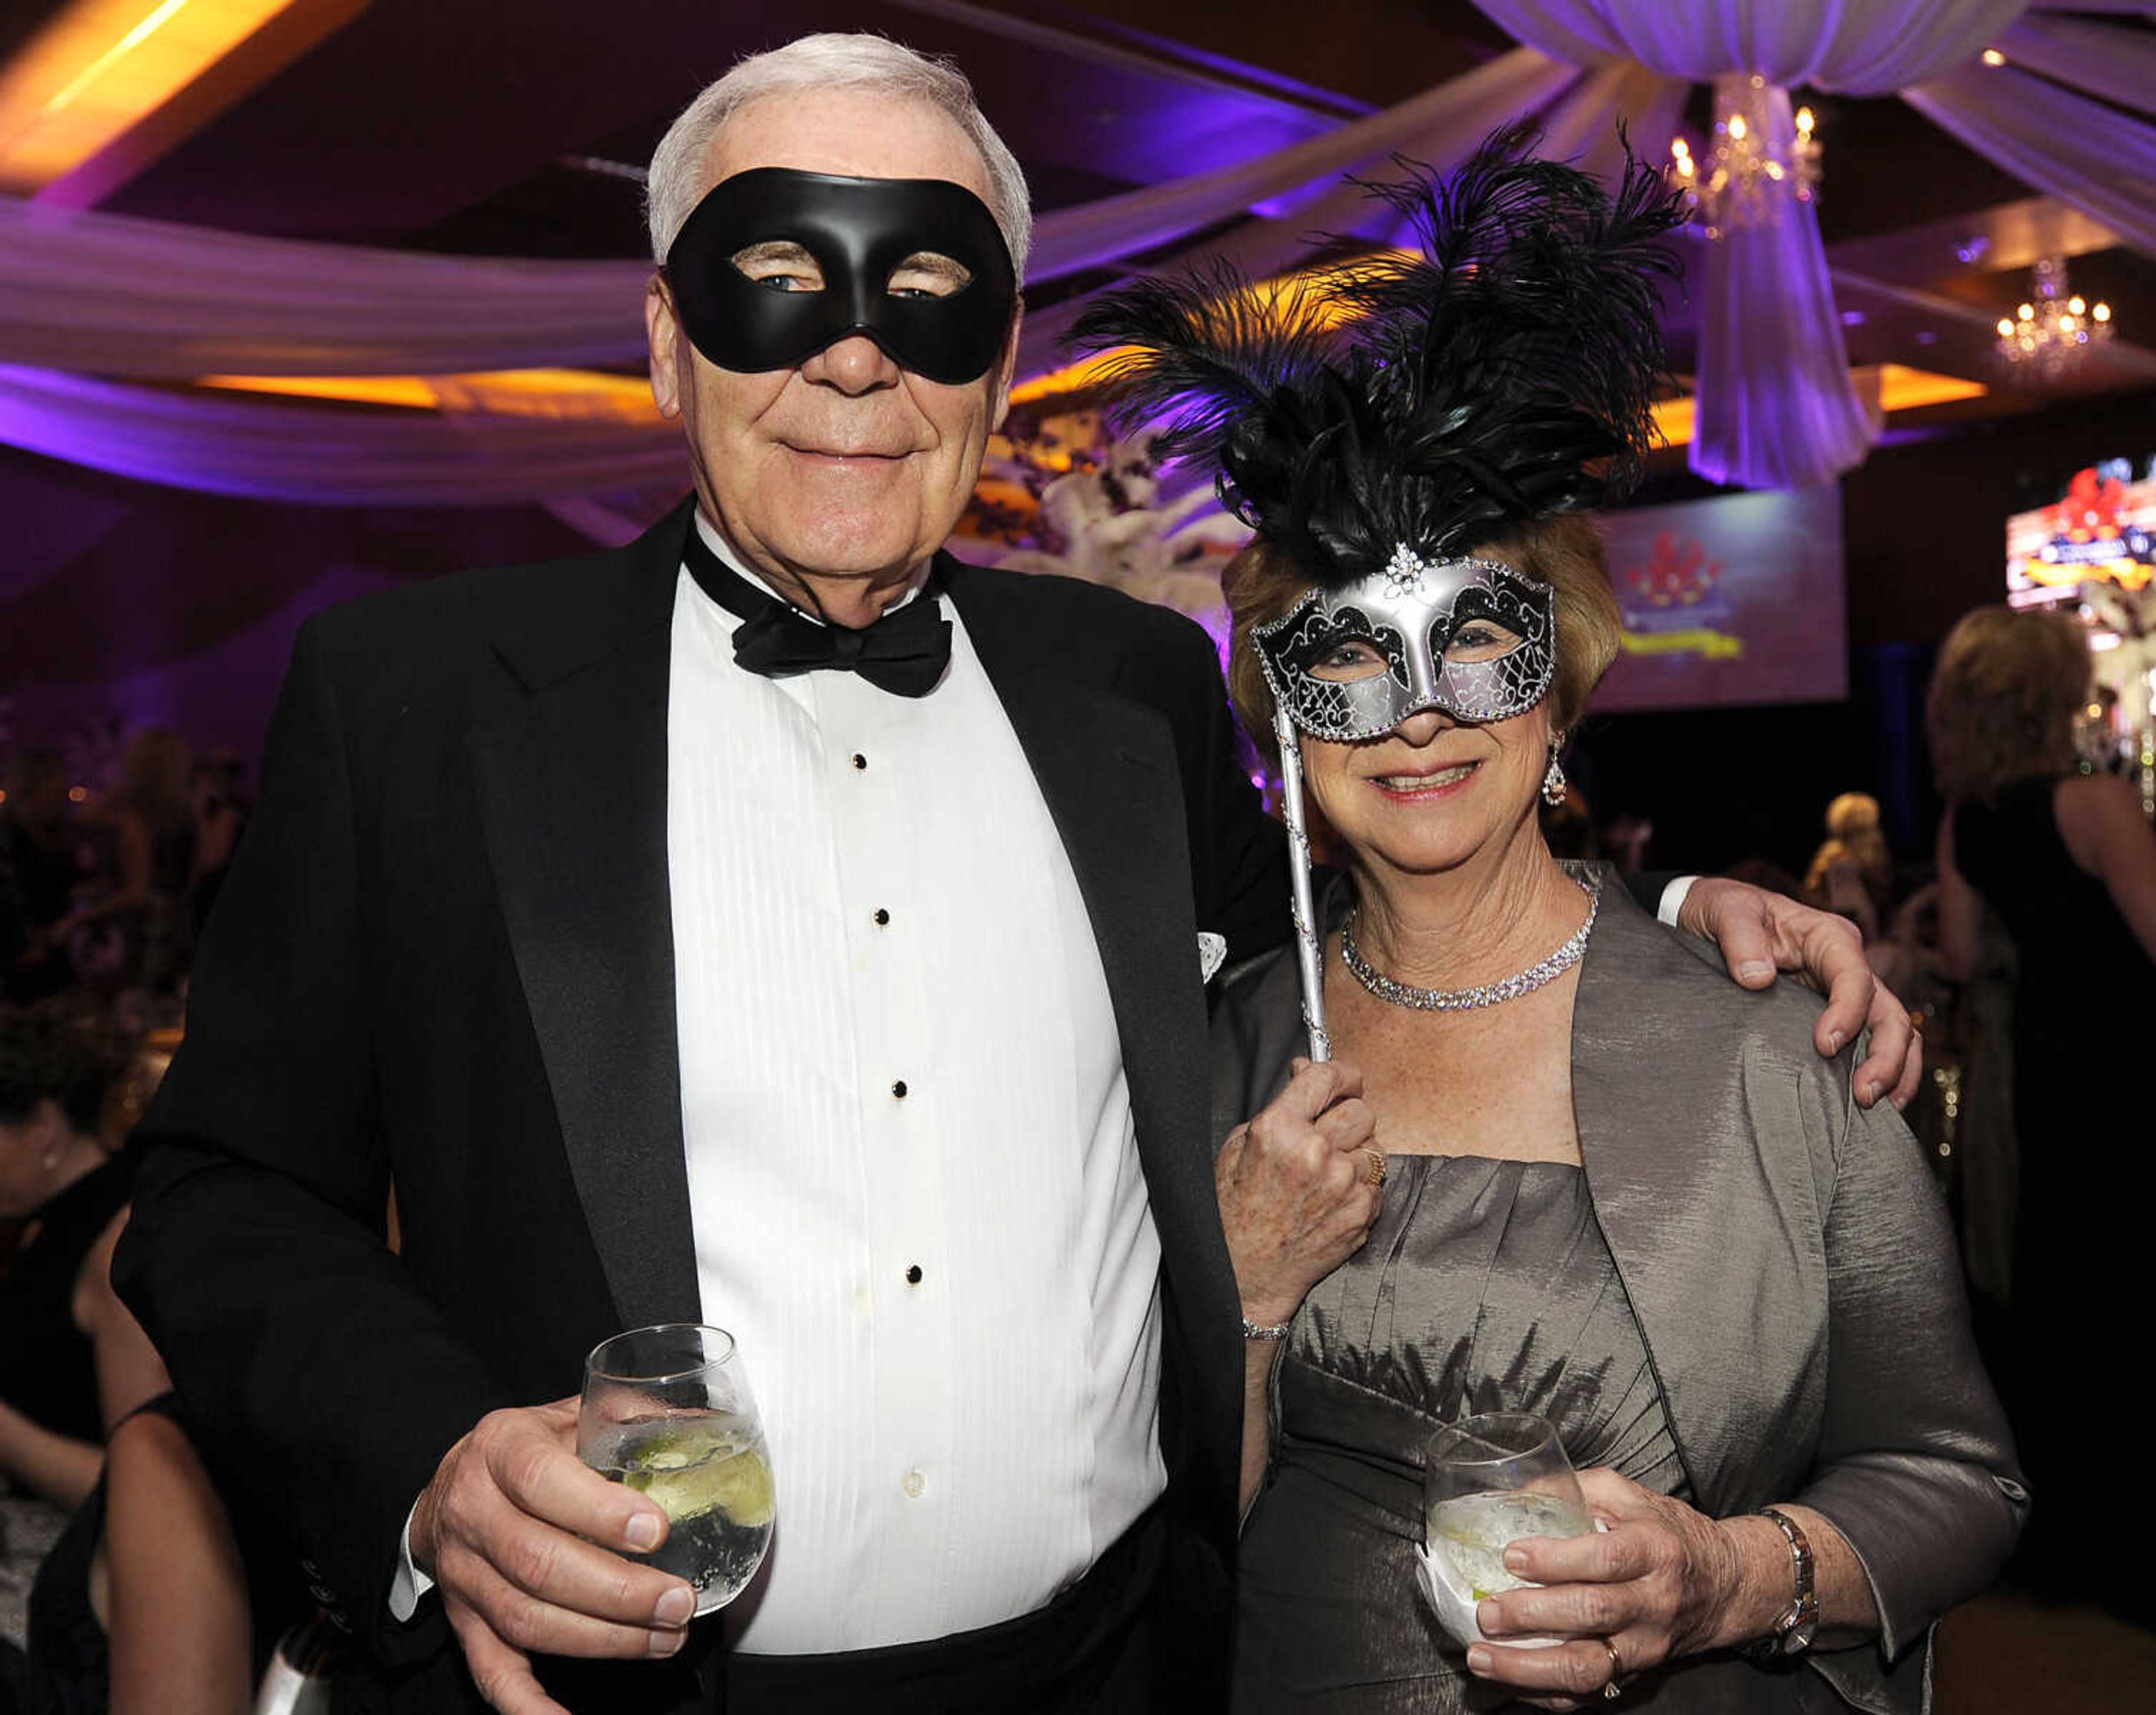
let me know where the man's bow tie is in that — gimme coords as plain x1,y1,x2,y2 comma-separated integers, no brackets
683,529,952,698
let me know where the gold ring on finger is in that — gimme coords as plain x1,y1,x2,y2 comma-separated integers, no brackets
1358,1147,1386,1188
1600,1637,1624,1702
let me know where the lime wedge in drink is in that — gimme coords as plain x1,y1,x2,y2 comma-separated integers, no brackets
623,1430,775,1529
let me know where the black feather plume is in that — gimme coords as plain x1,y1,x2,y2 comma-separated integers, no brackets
1063,124,1684,586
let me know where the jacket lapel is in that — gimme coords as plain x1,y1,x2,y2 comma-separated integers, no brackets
1569,879,1829,1515
942,564,1227,1329
467,500,702,1334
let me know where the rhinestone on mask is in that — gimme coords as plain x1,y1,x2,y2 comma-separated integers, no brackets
1381,544,1429,601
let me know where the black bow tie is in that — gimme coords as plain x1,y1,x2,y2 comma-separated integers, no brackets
683,528,952,698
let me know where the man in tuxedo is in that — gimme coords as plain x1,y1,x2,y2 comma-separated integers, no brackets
116,33,1914,1715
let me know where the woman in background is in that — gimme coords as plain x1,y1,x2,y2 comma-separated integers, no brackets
0,1007,252,1714
0,1011,137,1513
1803,792,1892,943
1929,604,2156,1622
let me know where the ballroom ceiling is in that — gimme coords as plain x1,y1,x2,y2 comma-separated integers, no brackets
9,0,2156,421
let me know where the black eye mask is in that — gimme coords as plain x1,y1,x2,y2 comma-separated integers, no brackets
664,167,1018,385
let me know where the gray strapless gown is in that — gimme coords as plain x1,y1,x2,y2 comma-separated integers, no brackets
1235,1156,1825,1713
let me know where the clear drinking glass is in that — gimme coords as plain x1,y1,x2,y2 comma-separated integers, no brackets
1418,1410,1593,1645
578,1322,774,1616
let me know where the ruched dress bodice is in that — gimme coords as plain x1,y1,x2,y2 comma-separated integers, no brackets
1235,1155,1687,1713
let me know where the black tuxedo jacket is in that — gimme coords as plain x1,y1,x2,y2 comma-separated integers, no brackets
115,499,1290,1712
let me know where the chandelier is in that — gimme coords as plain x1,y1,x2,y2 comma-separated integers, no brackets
1995,256,2113,380
1668,75,1820,241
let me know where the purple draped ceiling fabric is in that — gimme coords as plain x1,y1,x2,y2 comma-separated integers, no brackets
1688,76,1871,490
25,1,2156,504
0,201,654,377
1465,0,2026,92
0,49,1667,507
1997,12,2156,117
0,365,687,505
1025,47,1580,280
0,50,1579,383
1472,0,2029,490
1907,58,2156,257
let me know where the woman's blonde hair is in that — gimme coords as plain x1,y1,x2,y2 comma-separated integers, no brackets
1221,513,1623,758
1803,792,1889,896
1925,605,2090,805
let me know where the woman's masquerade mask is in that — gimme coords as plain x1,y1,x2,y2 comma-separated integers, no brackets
665,167,1017,385
1254,546,1555,741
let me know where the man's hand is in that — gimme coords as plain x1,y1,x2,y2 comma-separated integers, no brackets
1678,877,1921,1110
1216,1057,1383,1328
409,1399,696,1715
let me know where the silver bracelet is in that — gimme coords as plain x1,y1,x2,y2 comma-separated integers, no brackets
1241,1317,1292,1342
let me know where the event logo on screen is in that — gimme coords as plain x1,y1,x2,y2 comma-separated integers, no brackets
2007,459,2156,605
1594,486,1846,713
1616,529,1741,660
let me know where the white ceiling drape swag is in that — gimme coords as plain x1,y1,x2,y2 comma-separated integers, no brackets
1013,52,1688,378
1905,54,2156,257
0,201,655,377
0,364,688,505
1463,0,2029,90
0,49,1590,380
16,0,2156,504
0,51,1659,506
1687,73,1876,491
1995,11,2156,117
1469,0,2032,490
1024,47,1582,281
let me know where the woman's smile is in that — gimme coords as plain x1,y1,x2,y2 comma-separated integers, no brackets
1368,760,1480,800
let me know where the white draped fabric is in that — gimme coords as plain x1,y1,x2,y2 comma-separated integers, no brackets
1997,12,2156,118
13,0,2156,505
1,51,1655,507
0,51,1587,383
1470,0,2038,489
1016,52,1687,376
1694,80,1878,490
1025,47,1580,281
0,199,653,377
1467,0,2026,92
0,364,688,505
1906,59,2156,258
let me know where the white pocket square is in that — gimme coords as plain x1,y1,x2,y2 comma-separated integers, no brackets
1198,931,1227,984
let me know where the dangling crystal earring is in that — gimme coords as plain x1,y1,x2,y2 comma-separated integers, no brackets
1541,734,1568,807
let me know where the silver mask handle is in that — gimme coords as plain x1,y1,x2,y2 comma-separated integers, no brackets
1272,703,1331,1062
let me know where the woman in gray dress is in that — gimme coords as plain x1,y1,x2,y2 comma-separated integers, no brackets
1075,132,2023,1712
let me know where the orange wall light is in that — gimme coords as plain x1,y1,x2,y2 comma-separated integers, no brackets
0,0,369,205
194,369,668,425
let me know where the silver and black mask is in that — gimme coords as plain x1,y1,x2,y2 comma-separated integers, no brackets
1254,546,1556,742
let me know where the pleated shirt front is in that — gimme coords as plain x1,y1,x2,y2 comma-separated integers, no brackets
667,518,1163,1653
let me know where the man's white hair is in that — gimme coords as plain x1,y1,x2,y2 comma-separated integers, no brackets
645,33,1032,284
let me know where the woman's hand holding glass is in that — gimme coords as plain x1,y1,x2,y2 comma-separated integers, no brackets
1215,1056,1383,1326
1419,1412,1594,1655
1463,1468,1747,1708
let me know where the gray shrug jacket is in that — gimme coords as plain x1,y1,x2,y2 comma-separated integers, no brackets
1212,873,2026,1713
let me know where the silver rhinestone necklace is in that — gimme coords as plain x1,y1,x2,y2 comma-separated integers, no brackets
1340,875,1600,1012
